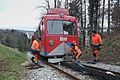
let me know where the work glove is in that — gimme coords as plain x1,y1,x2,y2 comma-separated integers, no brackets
99,44,102,49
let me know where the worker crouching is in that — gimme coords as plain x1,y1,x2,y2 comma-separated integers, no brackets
70,43,82,60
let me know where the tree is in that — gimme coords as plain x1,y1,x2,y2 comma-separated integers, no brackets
111,4,120,32
54,0,57,8
65,0,68,9
69,0,81,20
88,0,101,32
101,0,105,35
46,0,50,9
107,0,111,35
0,29,30,52
83,0,86,49
57,0,61,8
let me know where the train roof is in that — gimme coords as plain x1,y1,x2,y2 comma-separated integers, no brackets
43,14,76,21
47,8,69,15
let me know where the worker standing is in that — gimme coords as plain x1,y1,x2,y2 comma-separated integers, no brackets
91,30,102,62
30,37,43,68
21,37,43,68
70,42,81,59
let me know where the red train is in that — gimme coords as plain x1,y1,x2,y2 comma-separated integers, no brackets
33,8,79,63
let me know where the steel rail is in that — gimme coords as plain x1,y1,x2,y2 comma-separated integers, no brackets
61,61,120,80
82,64,120,78
44,61,81,80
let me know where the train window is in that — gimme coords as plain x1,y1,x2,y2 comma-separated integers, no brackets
63,21,76,35
47,20,63,34
47,20,76,35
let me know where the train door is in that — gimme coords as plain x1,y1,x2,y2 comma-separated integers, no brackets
38,18,46,56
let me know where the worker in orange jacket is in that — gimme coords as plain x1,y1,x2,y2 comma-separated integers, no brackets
30,37,42,67
91,30,102,62
70,42,81,59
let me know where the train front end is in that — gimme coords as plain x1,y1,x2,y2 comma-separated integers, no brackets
40,9,79,63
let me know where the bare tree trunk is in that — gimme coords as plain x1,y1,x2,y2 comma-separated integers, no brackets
54,0,57,8
80,0,84,49
65,0,68,9
83,0,86,50
80,0,83,30
57,0,61,8
118,0,120,5
107,0,110,35
95,0,99,31
101,0,105,35
89,0,94,33
46,0,50,9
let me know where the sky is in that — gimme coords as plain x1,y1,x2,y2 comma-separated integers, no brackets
0,0,66,31
0,0,108,31
0,0,48,31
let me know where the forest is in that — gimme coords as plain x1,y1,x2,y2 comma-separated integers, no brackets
0,29,30,52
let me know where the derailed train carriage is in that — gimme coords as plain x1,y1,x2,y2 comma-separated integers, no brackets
33,8,79,63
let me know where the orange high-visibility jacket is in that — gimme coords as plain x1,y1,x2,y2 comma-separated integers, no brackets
92,33,102,45
31,40,41,51
71,46,81,55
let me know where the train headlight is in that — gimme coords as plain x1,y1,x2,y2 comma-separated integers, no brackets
49,40,54,46
60,13,64,18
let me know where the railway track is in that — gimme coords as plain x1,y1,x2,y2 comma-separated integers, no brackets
41,56,120,80
61,61,120,80
81,63,120,80
44,61,81,80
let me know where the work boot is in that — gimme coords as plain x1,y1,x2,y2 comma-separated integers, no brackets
38,65,44,68
33,65,39,69
37,64,44,68
94,59,99,62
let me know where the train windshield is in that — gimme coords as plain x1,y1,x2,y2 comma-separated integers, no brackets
47,20,76,35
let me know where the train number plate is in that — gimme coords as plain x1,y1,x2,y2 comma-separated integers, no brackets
60,37,67,41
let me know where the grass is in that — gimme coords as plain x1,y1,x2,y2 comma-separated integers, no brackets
81,33,120,66
0,44,26,80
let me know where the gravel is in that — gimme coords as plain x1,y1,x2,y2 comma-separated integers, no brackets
25,62,95,80
23,60,120,80
56,64,95,80
26,63,73,80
